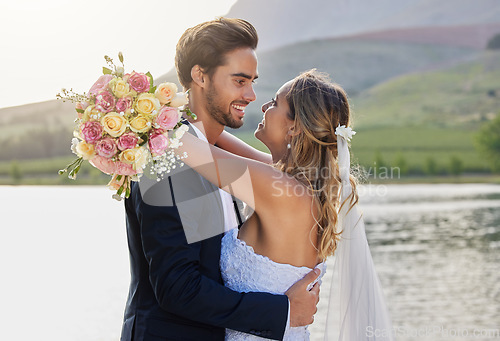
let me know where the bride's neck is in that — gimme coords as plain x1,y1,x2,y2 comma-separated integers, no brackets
271,147,289,164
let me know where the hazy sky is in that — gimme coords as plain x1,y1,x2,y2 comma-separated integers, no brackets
0,0,238,109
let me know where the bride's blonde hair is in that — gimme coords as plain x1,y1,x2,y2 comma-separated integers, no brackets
275,70,358,260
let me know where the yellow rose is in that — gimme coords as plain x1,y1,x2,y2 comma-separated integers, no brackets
135,93,160,116
155,82,178,105
129,115,151,133
109,78,131,98
101,112,127,137
76,141,96,160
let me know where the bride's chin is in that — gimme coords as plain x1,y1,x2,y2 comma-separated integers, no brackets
254,129,265,144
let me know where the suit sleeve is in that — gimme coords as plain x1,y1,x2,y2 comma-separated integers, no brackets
133,171,289,340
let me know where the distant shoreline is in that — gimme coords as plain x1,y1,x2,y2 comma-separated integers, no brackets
1,173,499,186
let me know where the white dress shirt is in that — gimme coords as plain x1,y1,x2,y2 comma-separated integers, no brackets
190,124,239,232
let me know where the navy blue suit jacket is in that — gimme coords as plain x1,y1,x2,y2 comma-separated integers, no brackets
120,132,288,340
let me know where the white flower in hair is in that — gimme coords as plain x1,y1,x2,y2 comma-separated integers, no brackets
335,124,356,142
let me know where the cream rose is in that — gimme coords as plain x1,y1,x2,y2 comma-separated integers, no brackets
101,112,127,137
169,92,189,108
119,148,139,164
82,105,102,122
109,78,131,98
76,140,96,160
129,115,151,133
134,147,148,171
118,147,147,172
155,82,178,105
135,93,160,116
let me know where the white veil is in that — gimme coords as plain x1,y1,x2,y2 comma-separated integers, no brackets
323,126,394,340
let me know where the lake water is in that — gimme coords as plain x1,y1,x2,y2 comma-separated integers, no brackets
1,184,499,340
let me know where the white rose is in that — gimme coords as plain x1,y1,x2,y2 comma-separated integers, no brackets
71,138,79,155
169,92,189,108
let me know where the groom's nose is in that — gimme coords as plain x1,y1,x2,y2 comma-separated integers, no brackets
243,84,256,103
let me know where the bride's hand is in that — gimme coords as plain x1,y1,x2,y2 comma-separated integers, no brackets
285,268,321,327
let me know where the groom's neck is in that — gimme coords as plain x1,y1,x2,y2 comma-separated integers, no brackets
185,105,224,145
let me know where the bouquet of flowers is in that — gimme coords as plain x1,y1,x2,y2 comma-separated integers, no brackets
57,53,192,200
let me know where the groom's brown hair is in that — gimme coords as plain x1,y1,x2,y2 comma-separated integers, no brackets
175,17,258,89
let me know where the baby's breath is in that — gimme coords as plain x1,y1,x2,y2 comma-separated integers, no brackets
56,88,90,104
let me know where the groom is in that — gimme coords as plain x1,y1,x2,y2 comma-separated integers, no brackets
121,18,320,341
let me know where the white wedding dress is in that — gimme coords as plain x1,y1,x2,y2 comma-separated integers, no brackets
220,228,326,341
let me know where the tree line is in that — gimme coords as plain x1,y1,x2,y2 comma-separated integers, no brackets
0,126,73,161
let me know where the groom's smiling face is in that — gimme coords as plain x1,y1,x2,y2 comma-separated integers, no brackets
204,47,258,129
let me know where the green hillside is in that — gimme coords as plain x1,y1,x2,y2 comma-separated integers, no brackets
233,125,491,177
352,50,500,129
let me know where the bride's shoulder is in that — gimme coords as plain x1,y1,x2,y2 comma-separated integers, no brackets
274,178,319,215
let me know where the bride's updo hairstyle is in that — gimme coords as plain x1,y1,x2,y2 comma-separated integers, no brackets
276,69,358,260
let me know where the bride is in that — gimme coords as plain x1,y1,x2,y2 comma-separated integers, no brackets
176,69,393,340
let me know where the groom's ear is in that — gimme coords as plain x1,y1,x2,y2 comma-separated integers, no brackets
191,65,206,88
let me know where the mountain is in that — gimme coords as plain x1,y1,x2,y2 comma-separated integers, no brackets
225,0,500,51
339,23,500,49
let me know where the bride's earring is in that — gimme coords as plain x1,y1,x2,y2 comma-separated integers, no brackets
287,127,294,149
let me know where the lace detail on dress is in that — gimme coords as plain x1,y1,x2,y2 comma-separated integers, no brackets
220,228,326,341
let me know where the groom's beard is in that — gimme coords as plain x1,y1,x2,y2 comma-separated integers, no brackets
206,83,244,129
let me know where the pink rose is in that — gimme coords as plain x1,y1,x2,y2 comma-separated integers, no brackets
116,161,137,175
80,101,90,110
95,137,118,158
95,91,116,113
155,106,179,130
90,155,116,175
126,71,150,93
148,132,169,156
117,132,139,151
115,96,133,113
81,121,103,144
89,75,113,96
90,155,136,175
76,101,90,119
75,102,84,119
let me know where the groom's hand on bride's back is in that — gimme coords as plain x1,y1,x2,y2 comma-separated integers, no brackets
285,268,321,327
